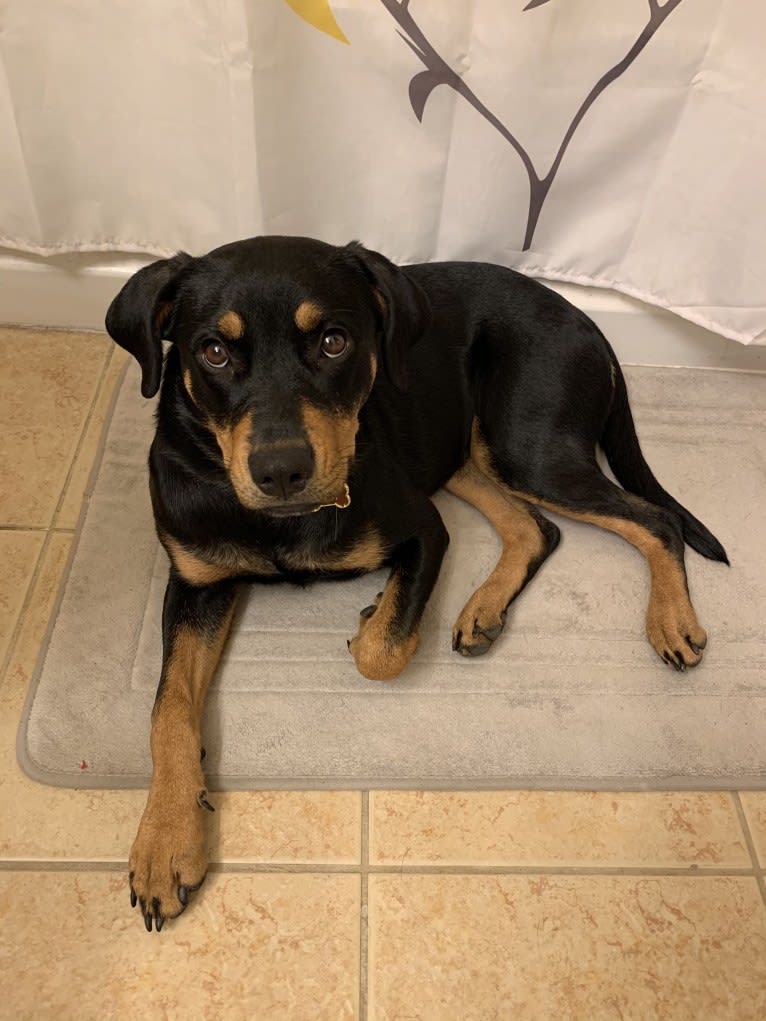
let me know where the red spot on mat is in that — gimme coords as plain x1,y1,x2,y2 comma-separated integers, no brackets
79,760,89,770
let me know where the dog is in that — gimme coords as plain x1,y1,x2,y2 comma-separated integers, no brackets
106,235,727,930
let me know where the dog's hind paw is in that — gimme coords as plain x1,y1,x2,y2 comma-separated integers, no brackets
647,597,707,671
452,597,508,658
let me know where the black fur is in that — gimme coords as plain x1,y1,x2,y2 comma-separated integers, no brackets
109,235,728,932
106,235,727,662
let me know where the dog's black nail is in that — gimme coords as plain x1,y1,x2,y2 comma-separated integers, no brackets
197,790,215,812
178,885,188,906
200,746,206,762
346,639,352,651
360,604,376,619
130,887,137,908
144,911,153,933
668,650,685,671
452,631,462,651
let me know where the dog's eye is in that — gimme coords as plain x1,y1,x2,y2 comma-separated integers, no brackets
202,341,230,369
320,330,348,359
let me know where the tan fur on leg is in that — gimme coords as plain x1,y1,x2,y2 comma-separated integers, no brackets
349,580,419,680
129,605,235,928
446,458,550,656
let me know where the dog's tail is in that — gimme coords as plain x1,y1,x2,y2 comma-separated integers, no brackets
600,358,729,565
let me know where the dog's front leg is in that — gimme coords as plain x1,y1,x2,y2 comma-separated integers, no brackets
349,501,449,680
129,572,238,931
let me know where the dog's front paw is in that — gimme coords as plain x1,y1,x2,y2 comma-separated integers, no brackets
348,591,418,680
128,783,211,932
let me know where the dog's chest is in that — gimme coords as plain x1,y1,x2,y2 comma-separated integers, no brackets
164,527,386,585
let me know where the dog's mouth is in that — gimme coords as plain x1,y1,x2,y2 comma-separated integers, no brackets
264,503,320,518
262,484,351,518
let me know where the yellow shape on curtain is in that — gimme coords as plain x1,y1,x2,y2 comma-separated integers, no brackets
282,0,349,44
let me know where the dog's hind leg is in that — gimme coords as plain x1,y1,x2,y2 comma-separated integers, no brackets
445,457,560,657
472,424,709,671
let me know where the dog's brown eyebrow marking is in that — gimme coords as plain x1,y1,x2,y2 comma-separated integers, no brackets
217,310,244,340
294,300,324,332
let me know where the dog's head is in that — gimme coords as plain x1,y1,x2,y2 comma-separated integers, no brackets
105,236,430,516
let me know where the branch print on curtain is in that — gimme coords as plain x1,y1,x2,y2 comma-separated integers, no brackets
283,0,685,250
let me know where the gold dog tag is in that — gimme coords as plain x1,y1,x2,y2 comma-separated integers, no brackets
313,483,351,512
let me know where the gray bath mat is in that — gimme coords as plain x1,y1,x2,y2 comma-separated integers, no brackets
18,361,766,790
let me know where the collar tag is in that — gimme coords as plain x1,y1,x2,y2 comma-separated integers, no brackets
313,483,351,513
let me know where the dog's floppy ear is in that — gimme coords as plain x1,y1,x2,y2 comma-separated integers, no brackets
105,253,193,398
345,242,431,390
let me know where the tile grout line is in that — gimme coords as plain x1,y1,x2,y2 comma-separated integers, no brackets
51,344,115,529
0,345,112,693
0,860,359,874
363,863,763,878
731,791,766,908
0,526,76,534
0,859,761,878
359,791,369,1021
0,531,53,690
0,525,51,533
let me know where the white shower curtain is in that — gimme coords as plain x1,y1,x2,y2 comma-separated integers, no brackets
1,0,764,343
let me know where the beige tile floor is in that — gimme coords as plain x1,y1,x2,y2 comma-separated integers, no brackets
1,326,765,1021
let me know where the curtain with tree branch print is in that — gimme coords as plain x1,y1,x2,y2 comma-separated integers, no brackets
1,0,764,343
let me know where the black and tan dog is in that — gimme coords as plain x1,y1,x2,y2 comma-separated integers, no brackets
106,236,727,930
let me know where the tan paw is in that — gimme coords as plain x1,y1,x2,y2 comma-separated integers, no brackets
647,601,707,672
128,783,211,932
452,591,508,657
348,592,418,680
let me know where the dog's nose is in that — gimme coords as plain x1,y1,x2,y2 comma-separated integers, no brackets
249,444,314,500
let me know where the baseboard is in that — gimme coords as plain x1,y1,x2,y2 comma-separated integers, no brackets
1,249,764,370
0,250,153,334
